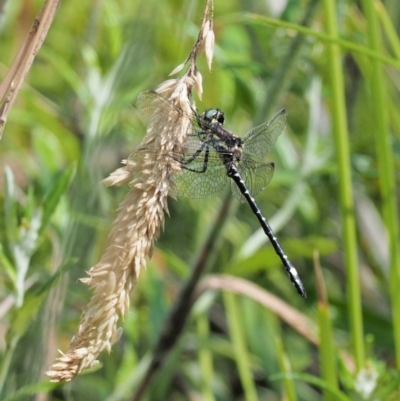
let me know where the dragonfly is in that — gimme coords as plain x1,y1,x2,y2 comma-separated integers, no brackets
131,90,306,298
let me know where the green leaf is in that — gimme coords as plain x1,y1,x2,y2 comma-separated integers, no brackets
2,380,61,401
163,250,189,277
270,372,353,401
0,244,16,284
6,259,74,341
39,164,77,236
3,167,19,244
39,46,90,104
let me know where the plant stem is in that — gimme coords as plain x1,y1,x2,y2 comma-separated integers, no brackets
224,292,259,401
197,316,216,401
361,0,400,369
314,252,338,401
321,0,365,370
233,13,400,69
275,336,297,401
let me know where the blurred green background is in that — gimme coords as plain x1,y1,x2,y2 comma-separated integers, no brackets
1,0,400,400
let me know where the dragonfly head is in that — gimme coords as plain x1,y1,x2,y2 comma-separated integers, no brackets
203,109,225,125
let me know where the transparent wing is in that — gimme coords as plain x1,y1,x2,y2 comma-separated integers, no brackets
136,90,190,125
135,90,280,200
242,109,287,160
127,140,230,199
231,161,275,202
171,155,229,198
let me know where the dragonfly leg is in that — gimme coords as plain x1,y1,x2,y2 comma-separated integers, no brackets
178,146,209,173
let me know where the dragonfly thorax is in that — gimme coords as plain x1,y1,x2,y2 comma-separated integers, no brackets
201,108,243,151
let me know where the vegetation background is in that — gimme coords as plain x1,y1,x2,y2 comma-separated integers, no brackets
1,0,400,400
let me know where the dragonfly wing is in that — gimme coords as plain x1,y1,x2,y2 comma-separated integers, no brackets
136,89,198,133
248,161,275,196
127,145,229,199
242,109,287,160
137,90,183,122
171,149,229,198
231,161,275,202
172,165,228,198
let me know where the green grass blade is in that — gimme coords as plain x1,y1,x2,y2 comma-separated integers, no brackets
375,1,400,59
223,292,259,401
270,372,353,401
196,315,216,401
275,336,298,401
0,260,72,394
225,13,400,69
0,245,16,283
3,167,19,244
361,0,400,369
1,379,60,401
315,252,338,401
39,163,77,236
322,0,365,370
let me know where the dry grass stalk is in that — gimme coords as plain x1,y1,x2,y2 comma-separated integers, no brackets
0,0,61,138
46,0,214,382
196,274,318,345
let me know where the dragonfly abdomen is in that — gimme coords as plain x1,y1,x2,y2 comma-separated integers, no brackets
226,163,307,298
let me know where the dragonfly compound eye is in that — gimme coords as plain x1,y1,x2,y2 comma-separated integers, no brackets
204,109,224,125
216,110,225,125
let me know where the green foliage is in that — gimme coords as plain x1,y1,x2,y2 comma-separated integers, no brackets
1,0,400,400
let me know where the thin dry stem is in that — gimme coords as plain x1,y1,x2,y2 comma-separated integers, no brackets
46,0,214,382
0,0,61,138
169,0,214,99
196,274,319,345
